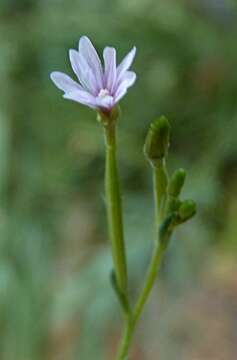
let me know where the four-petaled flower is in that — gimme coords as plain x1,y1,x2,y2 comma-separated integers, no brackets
50,36,136,113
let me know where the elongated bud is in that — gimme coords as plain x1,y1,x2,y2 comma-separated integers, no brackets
144,116,170,161
168,168,186,197
178,200,196,221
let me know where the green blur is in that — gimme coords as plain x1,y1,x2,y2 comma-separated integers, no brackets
0,0,237,359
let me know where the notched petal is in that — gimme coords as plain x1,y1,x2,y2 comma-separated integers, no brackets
119,71,137,88
103,47,117,92
63,90,97,109
114,87,127,103
69,50,82,83
79,36,103,88
50,71,82,93
117,46,136,80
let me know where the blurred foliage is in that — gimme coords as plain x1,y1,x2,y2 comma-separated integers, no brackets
0,0,237,359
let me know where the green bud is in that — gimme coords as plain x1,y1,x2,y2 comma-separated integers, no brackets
178,200,196,221
144,116,170,161
168,168,186,197
165,197,181,214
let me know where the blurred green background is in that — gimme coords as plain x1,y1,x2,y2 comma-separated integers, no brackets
1,0,237,359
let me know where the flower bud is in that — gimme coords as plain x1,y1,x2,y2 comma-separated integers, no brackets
178,200,196,221
168,168,186,198
165,197,181,215
144,116,170,161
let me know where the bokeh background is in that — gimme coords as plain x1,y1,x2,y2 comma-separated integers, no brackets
1,0,237,359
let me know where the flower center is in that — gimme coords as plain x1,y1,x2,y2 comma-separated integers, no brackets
98,88,110,98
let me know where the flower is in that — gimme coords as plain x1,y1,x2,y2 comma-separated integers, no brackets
50,36,136,113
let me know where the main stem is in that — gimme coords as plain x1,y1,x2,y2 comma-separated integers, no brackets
104,122,127,295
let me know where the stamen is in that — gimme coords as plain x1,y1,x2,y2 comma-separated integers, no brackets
98,89,110,98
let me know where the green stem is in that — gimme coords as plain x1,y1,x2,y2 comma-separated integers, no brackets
133,240,167,323
153,159,169,227
104,123,127,295
115,238,168,360
116,314,134,360
115,160,169,359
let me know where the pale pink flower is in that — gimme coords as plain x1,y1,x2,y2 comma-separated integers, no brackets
50,36,136,112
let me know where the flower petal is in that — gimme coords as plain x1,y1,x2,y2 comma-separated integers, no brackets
114,71,136,103
114,87,127,103
69,50,98,94
96,95,114,109
50,71,83,93
79,36,103,89
63,90,97,109
69,50,83,82
117,46,136,81
119,71,136,88
103,47,117,93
